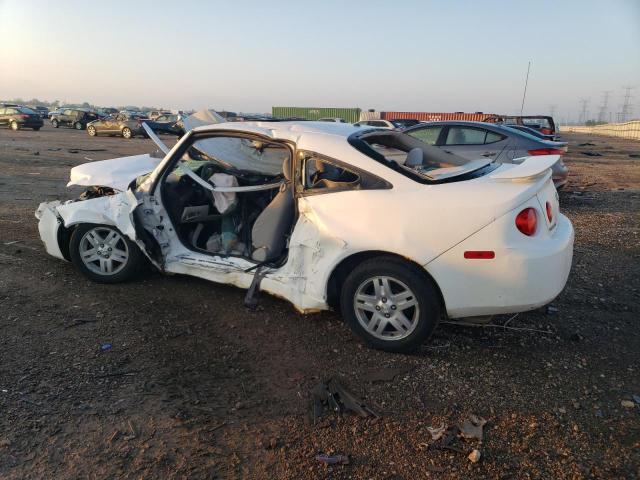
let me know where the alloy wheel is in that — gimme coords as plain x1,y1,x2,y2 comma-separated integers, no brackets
353,276,420,340
78,227,129,275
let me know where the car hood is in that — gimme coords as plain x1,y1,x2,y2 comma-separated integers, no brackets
67,153,162,191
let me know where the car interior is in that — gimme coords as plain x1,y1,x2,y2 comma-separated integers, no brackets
161,135,296,263
359,130,469,171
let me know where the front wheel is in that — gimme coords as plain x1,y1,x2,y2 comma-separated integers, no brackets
87,125,97,136
10,121,19,131
340,257,440,353
74,121,83,130
51,119,59,128
69,224,145,283
122,127,132,139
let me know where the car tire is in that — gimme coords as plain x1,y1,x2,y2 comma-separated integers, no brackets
74,121,83,130
69,223,145,284
33,127,41,131
122,127,132,139
87,125,97,136
340,257,440,353
10,121,20,131
52,119,59,128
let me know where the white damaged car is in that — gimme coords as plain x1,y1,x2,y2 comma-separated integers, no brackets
36,121,574,352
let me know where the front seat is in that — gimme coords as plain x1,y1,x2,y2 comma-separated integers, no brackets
251,158,295,262
405,147,424,167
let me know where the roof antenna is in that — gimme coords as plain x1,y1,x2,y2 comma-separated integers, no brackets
520,61,531,116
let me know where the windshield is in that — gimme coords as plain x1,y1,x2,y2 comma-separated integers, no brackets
19,107,37,114
180,136,288,176
352,130,493,181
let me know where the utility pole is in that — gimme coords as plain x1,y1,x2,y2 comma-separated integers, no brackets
520,61,531,116
578,98,589,125
598,91,611,123
549,104,557,118
620,86,634,122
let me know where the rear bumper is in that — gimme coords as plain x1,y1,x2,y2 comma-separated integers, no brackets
426,212,574,318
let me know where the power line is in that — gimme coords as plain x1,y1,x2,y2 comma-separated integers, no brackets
598,91,611,123
578,98,589,124
620,86,634,122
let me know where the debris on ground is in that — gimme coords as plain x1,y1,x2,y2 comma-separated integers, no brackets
458,415,487,441
629,154,640,158
621,400,636,409
362,366,413,383
311,377,378,423
315,453,350,465
581,151,603,157
546,305,559,315
99,343,113,351
427,423,447,441
633,394,640,405
468,449,482,463
578,142,596,146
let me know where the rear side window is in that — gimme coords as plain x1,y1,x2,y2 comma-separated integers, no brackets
445,127,487,145
484,131,504,144
445,127,504,145
523,118,550,128
304,156,360,191
406,126,442,145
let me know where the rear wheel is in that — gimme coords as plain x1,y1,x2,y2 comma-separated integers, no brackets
87,125,97,136
122,127,132,139
52,119,59,128
69,224,144,283
10,121,19,131
74,121,83,130
340,257,440,353
33,127,41,131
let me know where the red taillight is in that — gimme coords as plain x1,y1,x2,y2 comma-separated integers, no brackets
19,114,29,119
527,148,565,156
515,208,537,236
464,251,495,259
545,202,553,222
540,128,552,135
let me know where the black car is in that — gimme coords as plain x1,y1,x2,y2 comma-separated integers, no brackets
390,118,421,128
50,108,100,130
30,105,50,119
0,106,44,131
143,113,184,136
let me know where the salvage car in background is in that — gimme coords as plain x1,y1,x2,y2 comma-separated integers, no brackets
0,105,44,130
36,122,573,353
143,113,184,136
484,115,558,139
51,108,99,130
86,112,149,139
402,121,569,188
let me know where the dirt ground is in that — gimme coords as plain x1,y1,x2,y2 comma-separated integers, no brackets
0,125,638,479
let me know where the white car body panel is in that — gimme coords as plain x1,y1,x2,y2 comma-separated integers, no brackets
68,154,161,191
36,121,574,317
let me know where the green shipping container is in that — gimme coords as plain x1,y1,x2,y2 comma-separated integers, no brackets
272,107,361,123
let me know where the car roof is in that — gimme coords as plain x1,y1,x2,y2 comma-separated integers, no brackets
192,120,362,141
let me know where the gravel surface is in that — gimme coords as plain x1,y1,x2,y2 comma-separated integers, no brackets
0,126,638,479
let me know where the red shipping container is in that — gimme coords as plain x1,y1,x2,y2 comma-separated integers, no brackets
380,111,498,122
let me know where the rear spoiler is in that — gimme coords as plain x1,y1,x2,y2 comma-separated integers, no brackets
489,155,559,181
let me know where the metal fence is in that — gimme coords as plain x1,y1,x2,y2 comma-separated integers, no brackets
560,121,640,140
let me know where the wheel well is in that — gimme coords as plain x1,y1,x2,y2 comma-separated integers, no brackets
326,251,446,312
57,224,75,261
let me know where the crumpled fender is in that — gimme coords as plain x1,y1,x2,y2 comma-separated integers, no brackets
56,190,140,241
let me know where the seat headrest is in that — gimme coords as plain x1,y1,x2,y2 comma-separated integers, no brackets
405,147,424,167
283,158,292,181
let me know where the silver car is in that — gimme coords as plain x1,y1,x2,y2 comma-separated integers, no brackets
402,121,569,188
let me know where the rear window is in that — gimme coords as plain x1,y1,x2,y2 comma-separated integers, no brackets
522,118,551,128
349,130,496,183
18,107,37,114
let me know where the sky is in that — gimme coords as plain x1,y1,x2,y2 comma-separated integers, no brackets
1,0,639,122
